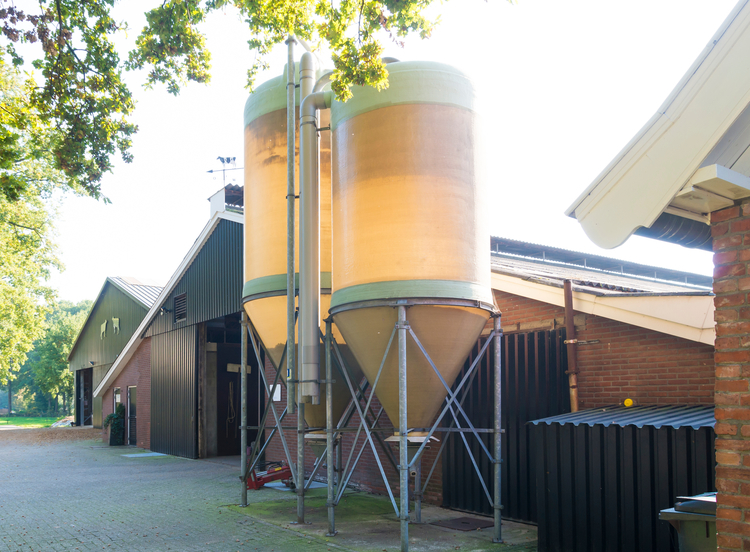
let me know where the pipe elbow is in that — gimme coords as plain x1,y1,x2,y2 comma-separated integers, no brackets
300,90,333,119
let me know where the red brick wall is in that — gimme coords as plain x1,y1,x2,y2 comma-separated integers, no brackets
493,290,715,408
100,338,151,450
711,202,750,552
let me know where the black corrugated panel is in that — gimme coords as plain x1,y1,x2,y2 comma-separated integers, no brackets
533,418,716,552
146,218,243,337
151,326,198,458
442,329,569,522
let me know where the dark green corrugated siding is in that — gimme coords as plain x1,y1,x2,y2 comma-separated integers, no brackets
146,219,243,337
69,283,148,371
151,326,198,458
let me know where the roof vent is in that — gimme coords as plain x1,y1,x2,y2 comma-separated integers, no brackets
174,293,187,323
208,184,244,217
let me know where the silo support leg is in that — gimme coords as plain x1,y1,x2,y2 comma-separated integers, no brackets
414,456,422,523
241,313,248,507
325,320,337,537
493,315,503,544
397,305,409,552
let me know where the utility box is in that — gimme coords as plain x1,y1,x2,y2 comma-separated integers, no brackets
659,492,716,552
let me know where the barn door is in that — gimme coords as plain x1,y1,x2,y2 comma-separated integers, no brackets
441,329,569,523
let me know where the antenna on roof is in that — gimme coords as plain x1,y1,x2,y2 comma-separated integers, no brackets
207,156,242,186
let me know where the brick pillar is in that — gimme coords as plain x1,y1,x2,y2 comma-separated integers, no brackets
712,201,750,551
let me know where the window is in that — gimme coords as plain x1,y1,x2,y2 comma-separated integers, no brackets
174,293,187,323
113,387,121,412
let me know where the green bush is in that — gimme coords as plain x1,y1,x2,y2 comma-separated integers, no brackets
103,403,126,446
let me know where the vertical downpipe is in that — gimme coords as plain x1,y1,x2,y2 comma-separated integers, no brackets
240,312,248,507
299,51,320,404
297,51,317,525
398,305,409,552
285,36,297,416
325,319,336,536
563,280,580,413
493,315,503,543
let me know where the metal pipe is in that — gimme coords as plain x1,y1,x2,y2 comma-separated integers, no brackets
296,52,318,526
241,312,248,507
414,455,422,523
325,319,336,536
398,305,409,552
493,316,503,544
299,54,328,403
563,280,580,413
285,36,297,416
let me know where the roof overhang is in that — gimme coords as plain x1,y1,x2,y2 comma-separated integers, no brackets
491,272,715,345
93,210,244,398
566,0,750,249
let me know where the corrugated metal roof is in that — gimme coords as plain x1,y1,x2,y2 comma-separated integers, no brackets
491,236,713,288
528,405,715,430
108,277,163,308
491,254,713,297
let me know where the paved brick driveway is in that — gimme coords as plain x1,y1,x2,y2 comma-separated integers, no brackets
0,435,337,552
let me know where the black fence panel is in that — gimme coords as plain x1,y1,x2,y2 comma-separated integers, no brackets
442,329,570,522
534,422,716,552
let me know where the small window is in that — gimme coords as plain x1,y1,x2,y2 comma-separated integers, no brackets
174,293,187,323
113,387,121,412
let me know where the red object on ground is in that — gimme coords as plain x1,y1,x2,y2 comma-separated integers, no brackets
246,463,293,490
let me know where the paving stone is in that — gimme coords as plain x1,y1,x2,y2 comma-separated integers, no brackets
0,439,342,552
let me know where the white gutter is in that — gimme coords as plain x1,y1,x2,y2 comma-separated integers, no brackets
93,210,244,398
565,0,750,249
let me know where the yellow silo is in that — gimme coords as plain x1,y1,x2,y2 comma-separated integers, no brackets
329,61,496,435
242,65,360,429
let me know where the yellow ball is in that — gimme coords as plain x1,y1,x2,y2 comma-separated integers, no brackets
624,398,634,407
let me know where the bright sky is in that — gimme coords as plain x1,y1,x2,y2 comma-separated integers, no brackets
49,0,735,302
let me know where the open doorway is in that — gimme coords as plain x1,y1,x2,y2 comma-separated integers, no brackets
76,368,93,426
199,314,263,458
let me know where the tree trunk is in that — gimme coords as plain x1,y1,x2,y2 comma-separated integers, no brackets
8,380,12,415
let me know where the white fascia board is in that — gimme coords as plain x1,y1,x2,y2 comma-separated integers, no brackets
491,272,715,346
94,211,244,397
565,0,750,249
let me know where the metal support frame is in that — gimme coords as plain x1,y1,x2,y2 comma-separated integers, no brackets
243,322,298,488
323,302,501,552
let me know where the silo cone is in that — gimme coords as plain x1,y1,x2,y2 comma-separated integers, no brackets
329,61,496,436
242,65,361,431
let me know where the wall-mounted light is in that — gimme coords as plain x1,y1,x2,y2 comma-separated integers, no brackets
89,361,95,366
160,307,172,316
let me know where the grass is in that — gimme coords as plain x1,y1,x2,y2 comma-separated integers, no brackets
0,416,66,428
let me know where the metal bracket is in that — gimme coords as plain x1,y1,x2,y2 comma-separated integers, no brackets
286,193,299,199
318,126,331,132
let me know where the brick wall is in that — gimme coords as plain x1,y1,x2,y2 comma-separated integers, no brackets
100,338,151,450
711,202,750,552
493,290,715,408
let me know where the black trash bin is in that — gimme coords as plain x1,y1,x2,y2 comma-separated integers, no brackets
659,492,716,552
